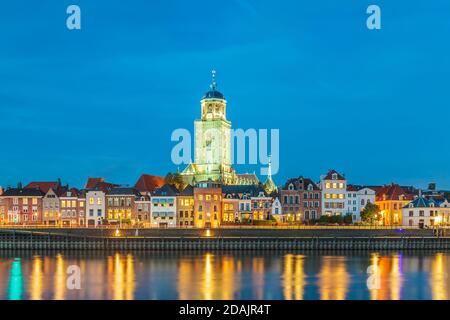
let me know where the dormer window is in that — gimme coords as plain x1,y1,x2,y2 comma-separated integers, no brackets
332,173,337,180
259,192,265,197
288,183,294,191
307,184,313,191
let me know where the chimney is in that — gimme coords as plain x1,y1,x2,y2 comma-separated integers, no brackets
57,178,62,187
17,182,22,189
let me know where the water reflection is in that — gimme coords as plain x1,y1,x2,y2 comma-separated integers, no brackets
8,258,23,300
318,256,349,300
282,254,305,300
30,256,42,300
0,251,448,300
431,253,448,300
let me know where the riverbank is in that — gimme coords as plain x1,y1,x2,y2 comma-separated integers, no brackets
0,228,449,250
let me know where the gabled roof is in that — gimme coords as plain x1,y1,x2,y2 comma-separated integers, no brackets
282,177,319,191
107,187,141,197
180,185,194,196
85,177,118,193
134,174,165,193
25,181,60,193
303,178,320,191
1,188,45,197
152,184,179,197
376,184,414,201
323,170,345,180
60,188,80,198
222,185,267,198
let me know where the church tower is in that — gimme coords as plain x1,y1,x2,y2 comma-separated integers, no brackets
182,70,237,184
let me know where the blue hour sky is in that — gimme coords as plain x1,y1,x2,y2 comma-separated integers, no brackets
1,0,450,189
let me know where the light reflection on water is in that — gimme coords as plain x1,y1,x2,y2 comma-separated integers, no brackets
0,251,448,300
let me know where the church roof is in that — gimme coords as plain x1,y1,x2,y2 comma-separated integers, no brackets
202,90,225,100
236,173,260,185
202,70,225,100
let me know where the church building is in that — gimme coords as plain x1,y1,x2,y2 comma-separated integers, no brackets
181,71,276,193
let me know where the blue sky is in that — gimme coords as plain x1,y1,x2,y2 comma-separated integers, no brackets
1,0,449,189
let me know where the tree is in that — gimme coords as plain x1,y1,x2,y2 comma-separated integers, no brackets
165,172,185,191
360,202,381,224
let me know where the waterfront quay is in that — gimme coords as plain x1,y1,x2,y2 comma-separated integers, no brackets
0,227,449,251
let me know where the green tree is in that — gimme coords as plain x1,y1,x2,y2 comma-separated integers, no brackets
360,202,381,224
165,172,185,191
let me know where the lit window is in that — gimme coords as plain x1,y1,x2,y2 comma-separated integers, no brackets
89,198,94,205
325,183,330,189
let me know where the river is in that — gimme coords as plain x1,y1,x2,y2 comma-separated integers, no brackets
0,251,448,300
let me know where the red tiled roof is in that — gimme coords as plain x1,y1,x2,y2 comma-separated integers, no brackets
25,181,59,193
85,178,104,189
135,174,165,193
323,169,345,180
85,177,117,193
376,184,414,201
346,184,359,192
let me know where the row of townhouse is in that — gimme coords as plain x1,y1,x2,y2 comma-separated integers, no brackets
150,181,280,229
0,176,157,227
0,171,447,228
277,169,450,227
0,176,281,228
279,170,378,223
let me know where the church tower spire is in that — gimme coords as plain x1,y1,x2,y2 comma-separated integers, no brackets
264,155,277,194
210,69,217,91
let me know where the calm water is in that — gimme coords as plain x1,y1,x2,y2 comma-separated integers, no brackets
0,250,448,300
